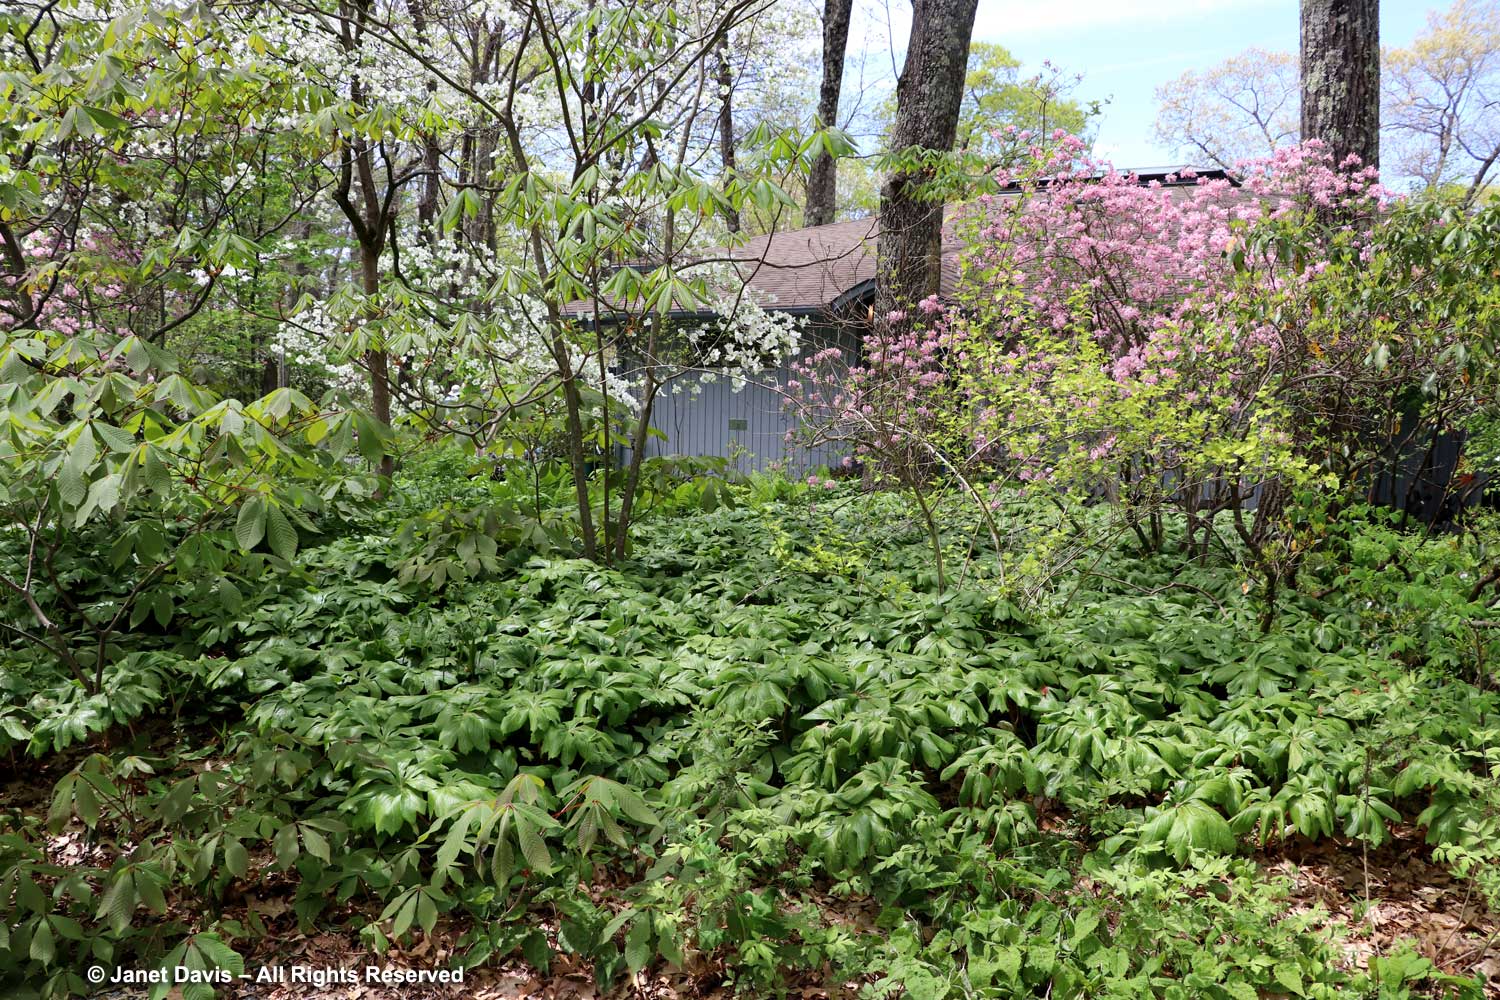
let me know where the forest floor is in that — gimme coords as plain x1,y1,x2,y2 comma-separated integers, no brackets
8,484,1500,998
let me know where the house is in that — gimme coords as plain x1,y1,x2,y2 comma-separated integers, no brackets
575,167,1231,474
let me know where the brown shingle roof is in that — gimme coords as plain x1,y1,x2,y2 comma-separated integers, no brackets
710,214,963,313
563,213,961,319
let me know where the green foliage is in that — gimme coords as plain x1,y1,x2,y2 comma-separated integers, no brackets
0,325,377,700
1,481,1496,997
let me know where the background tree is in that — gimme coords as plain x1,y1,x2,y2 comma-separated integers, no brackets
1383,0,1500,202
804,0,854,227
872,44,1093,157
1154,49,1300,169
1300,0,1381,168
873,0,979,325
954,44,1093,155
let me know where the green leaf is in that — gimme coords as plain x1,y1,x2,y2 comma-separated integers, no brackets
416,890,438,934
624,915,651,971
265,502,298,560
135,870,167,915
74,778,100,828
521,930,550,973
96,872,136,933
58,434,96,508
273,823,299,868
1070,909,1101,946
29,918,55,964
84,106,132,131
151,589,173,628
235,496,266,552
389,891,419,938
142,447,171,493
218,579,243,613
301,825,330,862
516,817,552,874
224,839,249,878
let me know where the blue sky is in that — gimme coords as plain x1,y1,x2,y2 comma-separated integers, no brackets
852,0,1440,168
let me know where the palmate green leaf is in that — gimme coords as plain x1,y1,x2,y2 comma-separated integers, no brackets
95,871,137,934
83,106,132,131
516,814,552,874
134,867,168,916
359,785,426,836
301,825,331,862
223,839,249,879
575,804,600,855
624,915,651,971
48,774,78,833
383,888,420,938
1139,799,1238,865
75,472,122,526
174,932,245,1000
434,807,477,876
93,421,136,452
73,777,100,828
218,578,243,613
273,823,299,869
151,588,172,627
140,445,172,493
598,906,636,947
57,430,97,508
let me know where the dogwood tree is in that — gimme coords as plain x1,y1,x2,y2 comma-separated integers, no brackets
236,0,846,560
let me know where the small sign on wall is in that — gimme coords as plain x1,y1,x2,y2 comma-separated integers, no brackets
728,419,748,431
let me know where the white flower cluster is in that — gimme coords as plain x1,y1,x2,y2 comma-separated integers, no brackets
681,293,805,393
276,231,641,414
275,299,368,394
399,237,499,301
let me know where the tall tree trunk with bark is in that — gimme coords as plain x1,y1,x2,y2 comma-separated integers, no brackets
804,0,853,227
407,0,440,240
716,37,741,235
1300,0,1380,169
874,0,978,326
358,238,395,480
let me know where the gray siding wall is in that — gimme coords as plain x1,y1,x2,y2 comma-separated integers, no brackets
640,364,848,475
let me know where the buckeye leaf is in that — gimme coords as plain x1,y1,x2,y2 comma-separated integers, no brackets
235,495,266,552
266,503,297,560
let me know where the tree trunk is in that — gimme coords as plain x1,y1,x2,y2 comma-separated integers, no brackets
804,0,853,228
716,37,741,235
874,0,978,327
615,362,658,562
1300,0,1380,169
360,244,395,480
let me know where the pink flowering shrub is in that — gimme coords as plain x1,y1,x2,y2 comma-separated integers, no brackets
951,141,1389,557
789,135,1498,614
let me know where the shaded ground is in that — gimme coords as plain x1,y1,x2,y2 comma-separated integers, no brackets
1266,828,1500,996
88,833,1498,1000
